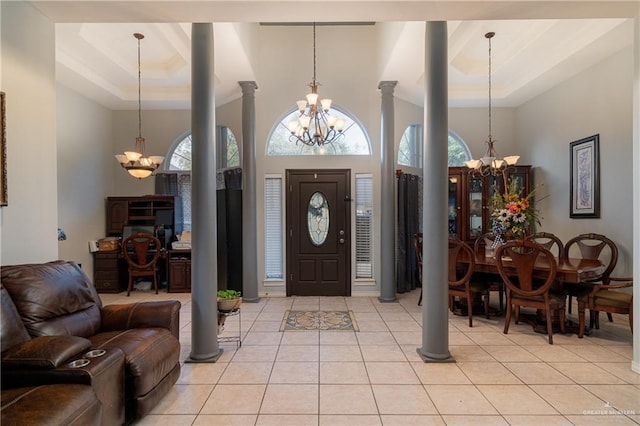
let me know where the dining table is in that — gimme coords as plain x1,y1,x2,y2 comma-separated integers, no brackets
459,246,606,335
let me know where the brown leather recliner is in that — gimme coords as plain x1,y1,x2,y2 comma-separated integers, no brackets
1,260,181,422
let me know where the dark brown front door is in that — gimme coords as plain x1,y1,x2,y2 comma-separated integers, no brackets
286,169,351,296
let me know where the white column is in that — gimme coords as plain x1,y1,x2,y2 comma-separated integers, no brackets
418,21,453,362
188,23,222,363
632,15,639,374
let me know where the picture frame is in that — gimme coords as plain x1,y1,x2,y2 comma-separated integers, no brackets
569,134,599,218
1,91,7,207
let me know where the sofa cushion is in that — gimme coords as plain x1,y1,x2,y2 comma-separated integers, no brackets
1,261,102,338
90,328,180,397
0,287,31,354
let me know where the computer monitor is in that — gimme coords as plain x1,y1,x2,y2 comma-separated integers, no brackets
122,225,155,242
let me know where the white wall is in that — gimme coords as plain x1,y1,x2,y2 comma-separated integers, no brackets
517,47,634,275
57,84,113,277
1,2,58,265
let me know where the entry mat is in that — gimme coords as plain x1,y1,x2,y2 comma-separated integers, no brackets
280,310,359,331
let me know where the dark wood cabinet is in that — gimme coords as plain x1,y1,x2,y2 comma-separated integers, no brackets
93,251,124,293
448,165,531,243
167,250,191,293
105,195,182,239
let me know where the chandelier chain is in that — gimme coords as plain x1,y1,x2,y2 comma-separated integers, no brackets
312,22,317,84
487,32,492,141
137,34,142,139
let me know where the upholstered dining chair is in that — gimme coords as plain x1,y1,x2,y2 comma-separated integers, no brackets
448,237,488,327
122,232,162,296
495,240,566,344
414,233,423,306
563,233,618,318
577,277,633,338
473,233,504,312
526,232,564,258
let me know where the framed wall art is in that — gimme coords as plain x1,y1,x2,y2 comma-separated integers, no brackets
569,134,599,218
1,91,7,207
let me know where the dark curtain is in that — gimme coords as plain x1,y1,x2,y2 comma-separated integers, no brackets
155,173,178,195
396,172,421,293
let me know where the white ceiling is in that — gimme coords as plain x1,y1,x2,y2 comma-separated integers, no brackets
45,1,635,110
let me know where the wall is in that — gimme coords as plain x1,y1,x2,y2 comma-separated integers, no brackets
517,46,634,275
57,84,113,278
1,2,58,265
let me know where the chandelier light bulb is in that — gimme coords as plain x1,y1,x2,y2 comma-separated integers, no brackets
306,93,318,106
320,99,332,112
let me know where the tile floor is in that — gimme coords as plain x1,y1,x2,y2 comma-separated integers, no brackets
100,290,639,426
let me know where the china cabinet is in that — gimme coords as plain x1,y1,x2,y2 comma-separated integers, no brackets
447,165,531,243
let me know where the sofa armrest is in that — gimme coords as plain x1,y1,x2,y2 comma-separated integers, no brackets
2,336,92,369
101,301,181,339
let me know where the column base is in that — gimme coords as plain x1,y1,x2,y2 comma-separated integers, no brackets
378,296,398,303
185,348,224,363
243,297,261,303
416,348,455,363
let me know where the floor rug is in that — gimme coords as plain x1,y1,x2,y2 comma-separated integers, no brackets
280,310,359,331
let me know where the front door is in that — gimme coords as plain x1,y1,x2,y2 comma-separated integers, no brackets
286,169,351,296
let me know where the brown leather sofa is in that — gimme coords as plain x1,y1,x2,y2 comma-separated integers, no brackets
1,260,181,424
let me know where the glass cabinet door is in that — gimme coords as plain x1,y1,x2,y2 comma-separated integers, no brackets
448,175,461,238
468,177,483,239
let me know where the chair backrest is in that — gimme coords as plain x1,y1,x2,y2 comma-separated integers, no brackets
473,232,495,256
563,233,618,282
413,233,423,272
448,237,475,287
122,232,162,270
495,240,557,297
526,232,564,258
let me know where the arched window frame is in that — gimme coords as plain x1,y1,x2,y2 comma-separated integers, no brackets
164,126,240,171
266,106,372,156
397,125,472,168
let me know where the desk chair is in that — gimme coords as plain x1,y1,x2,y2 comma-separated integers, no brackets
496,240,565,344
122,232,162,296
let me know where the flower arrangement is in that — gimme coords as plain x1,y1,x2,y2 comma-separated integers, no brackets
490,179,540,245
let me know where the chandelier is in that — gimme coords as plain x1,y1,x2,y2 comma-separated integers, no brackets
464,31,519,176
288,23,346,147
115,33,164,179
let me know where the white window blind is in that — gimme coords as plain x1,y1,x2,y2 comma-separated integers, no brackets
264,176,283,279
355,174,373,278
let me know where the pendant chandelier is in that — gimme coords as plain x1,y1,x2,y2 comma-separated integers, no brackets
288,23,346,147
464,32,519,176
115,33,164,179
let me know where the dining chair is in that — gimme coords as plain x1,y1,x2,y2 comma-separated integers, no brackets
414,233,423,306
526,232,564,258
563,233,618,318
577,277,633,338
448,237,488,327
473,233,504,312
122,232,162,296
495,240,566,344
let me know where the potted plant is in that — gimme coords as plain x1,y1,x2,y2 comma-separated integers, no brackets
217,289,242,313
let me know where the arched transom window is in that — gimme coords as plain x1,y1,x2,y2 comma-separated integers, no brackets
267,108,371,156
398,125,472,168
166,126,239,171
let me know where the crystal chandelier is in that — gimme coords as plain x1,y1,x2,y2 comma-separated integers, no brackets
464,32,519,176
288,23,346,147
115,33,164,179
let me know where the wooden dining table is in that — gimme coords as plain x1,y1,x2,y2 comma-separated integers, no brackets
458,246,605,334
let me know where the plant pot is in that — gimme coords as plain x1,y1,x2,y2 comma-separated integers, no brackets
217,297,242,313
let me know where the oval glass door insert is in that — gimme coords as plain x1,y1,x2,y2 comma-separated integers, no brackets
308,191,329,246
